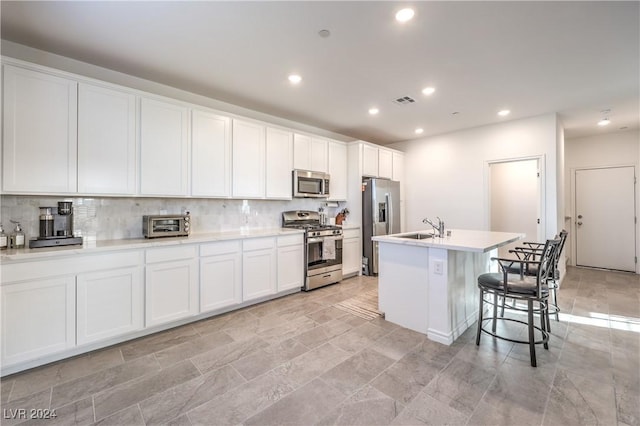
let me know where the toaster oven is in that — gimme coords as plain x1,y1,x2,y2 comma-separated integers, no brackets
143,214,191,238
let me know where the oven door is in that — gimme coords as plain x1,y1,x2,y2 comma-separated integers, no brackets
306,235,343,290
307,236,343,271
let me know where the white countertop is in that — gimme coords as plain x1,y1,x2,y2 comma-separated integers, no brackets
372,229,524,253
0,227,304,263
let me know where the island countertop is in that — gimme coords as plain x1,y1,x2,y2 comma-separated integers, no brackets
372,229,524,253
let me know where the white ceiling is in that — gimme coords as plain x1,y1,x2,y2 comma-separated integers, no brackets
1,1,638,145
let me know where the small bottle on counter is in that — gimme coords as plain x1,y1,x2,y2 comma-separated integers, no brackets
10,221,25,249
0,224,7,250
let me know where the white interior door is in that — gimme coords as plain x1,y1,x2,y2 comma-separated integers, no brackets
490,159,540,257
575,166,636,271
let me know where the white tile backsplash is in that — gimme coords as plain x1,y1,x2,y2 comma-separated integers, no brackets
0,196,347,241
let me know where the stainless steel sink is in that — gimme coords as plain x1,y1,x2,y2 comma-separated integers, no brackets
396,233,434,240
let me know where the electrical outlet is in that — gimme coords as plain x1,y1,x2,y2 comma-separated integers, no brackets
433,260,444,275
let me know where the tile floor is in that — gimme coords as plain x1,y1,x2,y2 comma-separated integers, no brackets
1,266,639,425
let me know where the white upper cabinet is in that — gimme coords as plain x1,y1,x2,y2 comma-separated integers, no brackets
362,144,379,177
3,65,78,193
232,119,266,198
265,127,293,199
328,141,347,201
392,151,405,182
191,109,232,197
293,133,312,170
378,149,393,179
310,137,328,173
78,83,137,195
293,134,328,173
140,97,189,196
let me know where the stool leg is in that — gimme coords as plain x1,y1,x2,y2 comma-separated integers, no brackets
540,301,549,350
528,299,537,367
492,293,498,333
476,289,484,346
553,286,560,321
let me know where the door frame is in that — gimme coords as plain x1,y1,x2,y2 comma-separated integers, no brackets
484,155,545,242
570,164,637,272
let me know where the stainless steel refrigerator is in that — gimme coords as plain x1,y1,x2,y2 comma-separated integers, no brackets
362,178,401,275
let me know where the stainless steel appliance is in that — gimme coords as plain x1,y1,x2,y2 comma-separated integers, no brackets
29,201,83,248
143,213,191,238
293,170,330,198
282,210,343,291
362,178,401,275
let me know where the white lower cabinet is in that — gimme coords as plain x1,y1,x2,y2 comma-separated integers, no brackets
0,233,306,375
145,246,199,327
243,237,277,301
200,241,242,312
1,276,76,366
76,266,144,345
343,228,361,276
277,235,304,292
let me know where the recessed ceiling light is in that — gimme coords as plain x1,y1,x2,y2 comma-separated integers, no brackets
597,118,611,126
415,128,424,134
318,29,331,38
421,87,435,96
395,8,415,22
368,107,379,115
288,74,302,84
497,109,510,117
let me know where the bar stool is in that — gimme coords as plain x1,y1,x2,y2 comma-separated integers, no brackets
476,238,560,367
504,230,568,321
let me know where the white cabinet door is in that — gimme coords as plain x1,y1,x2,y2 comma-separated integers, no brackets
328,141,347,201
77,266,144,345
392,152,404,182
362,144,379,177
200,241,242,312
378,149,393,179
140,97,189,196
146,258,199,327
1,276,76,366
293,133,312,170
191,109,231,197
78,83,137,195
277,244,304,292
3,65,78,193
232,119,266,198
310,137,328,173
243,238,277,301
342,232,361,276
265,127,293,199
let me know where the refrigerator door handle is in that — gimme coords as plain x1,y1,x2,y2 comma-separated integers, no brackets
386,193,392,235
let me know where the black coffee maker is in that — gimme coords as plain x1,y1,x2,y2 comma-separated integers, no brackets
29,201,83,248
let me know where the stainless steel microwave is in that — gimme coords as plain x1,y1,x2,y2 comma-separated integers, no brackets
293,170,330,198
143,214,191,238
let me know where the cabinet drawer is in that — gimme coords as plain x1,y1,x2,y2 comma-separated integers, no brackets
277,234,303,247
243,237,276,251
1,250,143,284
343,228,360,239
200,240,242,257
146,245,197,263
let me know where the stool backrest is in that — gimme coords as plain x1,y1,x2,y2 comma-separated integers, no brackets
535,238,560,295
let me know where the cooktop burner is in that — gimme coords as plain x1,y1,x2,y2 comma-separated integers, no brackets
282,210,343,235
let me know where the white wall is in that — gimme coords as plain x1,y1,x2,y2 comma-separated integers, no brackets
564,129,640,269
391,113,561,238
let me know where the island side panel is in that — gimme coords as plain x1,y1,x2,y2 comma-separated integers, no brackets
377,241,430,334
427,249,495,344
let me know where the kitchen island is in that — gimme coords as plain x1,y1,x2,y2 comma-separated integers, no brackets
372,229,523,345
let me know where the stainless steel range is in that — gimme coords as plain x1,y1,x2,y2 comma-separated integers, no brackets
282,210,343,291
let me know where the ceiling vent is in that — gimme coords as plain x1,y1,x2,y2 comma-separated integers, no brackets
392,96,416,106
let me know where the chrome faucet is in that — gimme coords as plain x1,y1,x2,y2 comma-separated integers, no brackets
423,217,445,238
